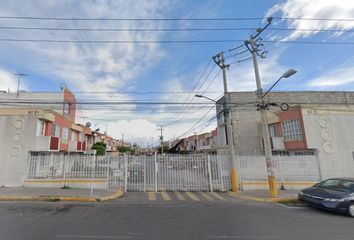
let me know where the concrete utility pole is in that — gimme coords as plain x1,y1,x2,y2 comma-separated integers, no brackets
15,73,27,98
157,125,164,154
194,132,197,153
245,17,278,198
213,52,239,193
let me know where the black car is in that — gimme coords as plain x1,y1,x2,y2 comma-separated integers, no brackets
298,178,354,217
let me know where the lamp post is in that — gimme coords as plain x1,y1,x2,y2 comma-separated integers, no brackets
195,93,239,192
253,68,297,198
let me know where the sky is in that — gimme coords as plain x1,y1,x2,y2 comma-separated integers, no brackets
0,0,354,146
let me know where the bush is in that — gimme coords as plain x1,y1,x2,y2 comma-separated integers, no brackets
92,142,107,156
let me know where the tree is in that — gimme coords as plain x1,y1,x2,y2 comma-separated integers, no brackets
91,142,106,156
117,146,133,154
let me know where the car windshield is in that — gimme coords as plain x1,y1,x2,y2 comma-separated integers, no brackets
317,179,354,193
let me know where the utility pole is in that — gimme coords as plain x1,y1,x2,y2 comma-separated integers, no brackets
194,132,197,154
245,17,278,198
157,125,164,154
213,51,239,193
15,73,27,98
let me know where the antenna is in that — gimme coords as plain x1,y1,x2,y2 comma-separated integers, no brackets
14,73,27,98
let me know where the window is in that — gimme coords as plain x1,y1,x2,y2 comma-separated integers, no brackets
36,120,45,136
79,133,85,142
62,127,69,142
269,124,277,137
51,124,60,137
282,119,302,140
64,102,71,115
71,130,77,141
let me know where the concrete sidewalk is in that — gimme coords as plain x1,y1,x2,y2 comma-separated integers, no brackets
229,189,299,203
0,187,124,202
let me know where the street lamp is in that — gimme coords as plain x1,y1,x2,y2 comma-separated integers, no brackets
195,94,217,103
261,69,297,100
195,93,239,193
256,69,297,198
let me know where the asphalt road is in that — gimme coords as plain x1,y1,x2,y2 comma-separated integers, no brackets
0,192,353,240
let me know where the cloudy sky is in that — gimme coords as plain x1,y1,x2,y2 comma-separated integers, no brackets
0,0,354,146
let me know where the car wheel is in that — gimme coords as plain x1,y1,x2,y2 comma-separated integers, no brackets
347,203,354,218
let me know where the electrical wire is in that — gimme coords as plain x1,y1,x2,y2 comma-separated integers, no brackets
0,38,353,45
1,16,354,21
1,26,352,33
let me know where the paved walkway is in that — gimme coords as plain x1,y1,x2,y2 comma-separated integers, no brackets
0,187,114,198
240,189,299,198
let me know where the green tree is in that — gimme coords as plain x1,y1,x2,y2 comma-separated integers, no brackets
91,142,106,156
117,146,133,153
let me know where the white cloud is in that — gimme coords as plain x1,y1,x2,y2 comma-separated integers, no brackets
266,0,354,41
308,66,354,88
0,67,28,91
0,0,172,93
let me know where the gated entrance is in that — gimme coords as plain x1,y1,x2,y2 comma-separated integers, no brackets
25,152,321,191
107,154,229,192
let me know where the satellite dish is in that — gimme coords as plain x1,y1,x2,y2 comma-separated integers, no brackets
85,122,91,128
60,83,67,91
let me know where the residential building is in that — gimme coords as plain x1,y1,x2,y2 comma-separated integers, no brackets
0,87,93,186
216,91,354,179
174,129,219,153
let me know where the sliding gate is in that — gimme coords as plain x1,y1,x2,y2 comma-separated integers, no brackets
108,154,230,192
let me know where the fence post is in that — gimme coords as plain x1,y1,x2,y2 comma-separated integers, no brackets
315,154,323,181
62,153,66,188
106,155,110,190
143,155,146,192
277,155,285,190
90,151,96,196
207,154,213,192
154,152,158,192
217,154,224,191
124,153,128,192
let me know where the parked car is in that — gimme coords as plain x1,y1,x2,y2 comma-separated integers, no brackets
298,178,354,217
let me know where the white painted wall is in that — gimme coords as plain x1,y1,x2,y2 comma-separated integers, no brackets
0,115,37,186
302,108,354,179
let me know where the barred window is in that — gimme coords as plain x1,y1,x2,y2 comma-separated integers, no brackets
282,119,302,140
62,127,69,142
51,124,60,137
36,120,45,136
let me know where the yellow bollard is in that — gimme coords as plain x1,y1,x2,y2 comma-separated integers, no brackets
230,167,239,192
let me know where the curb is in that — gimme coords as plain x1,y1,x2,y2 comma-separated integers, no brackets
97,188,125,202
228,192,297,203
0,188,125,202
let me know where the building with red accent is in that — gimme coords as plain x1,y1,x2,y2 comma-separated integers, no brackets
0,87,95,186
217,91,354,179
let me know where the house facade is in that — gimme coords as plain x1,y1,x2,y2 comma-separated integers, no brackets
0,87,94,186
216,91,354,179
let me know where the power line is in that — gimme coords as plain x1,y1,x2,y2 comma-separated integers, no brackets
1,16,354,21
23,91,224,94
1,26,353,33
176,105,215,139
164,58,214,126
1,38,354,45
165,68,221,126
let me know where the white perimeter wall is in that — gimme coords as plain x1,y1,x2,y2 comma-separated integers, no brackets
0,115,37,186
302,107,354,179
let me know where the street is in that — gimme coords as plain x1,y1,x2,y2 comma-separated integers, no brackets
0,192,353,240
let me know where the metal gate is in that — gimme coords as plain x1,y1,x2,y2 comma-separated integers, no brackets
107,154,229,192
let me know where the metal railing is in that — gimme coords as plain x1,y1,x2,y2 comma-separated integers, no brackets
26,152,321,191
